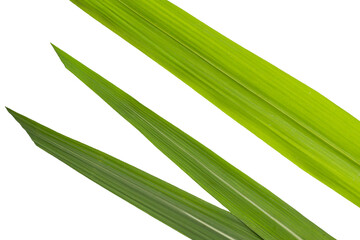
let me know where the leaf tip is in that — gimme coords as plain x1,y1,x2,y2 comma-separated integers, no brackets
51,43,66,61
6,108,43,145
6,107,28,126
6,107,32,134
50,43,77,70
6,107,19,119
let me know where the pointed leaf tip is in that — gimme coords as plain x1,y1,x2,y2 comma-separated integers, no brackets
5,107,23,124
6,108,33,137
6,108,31,126
6,108,43,134
50,43,62,55
6,107,22,121
50,44,74,69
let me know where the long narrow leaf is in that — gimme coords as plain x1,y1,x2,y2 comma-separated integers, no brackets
52,46,334,240
70,0,360,207
7,108,262,240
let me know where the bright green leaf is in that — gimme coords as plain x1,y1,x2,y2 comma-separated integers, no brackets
7,107,262,240
52,46,334,240
69,0,360,208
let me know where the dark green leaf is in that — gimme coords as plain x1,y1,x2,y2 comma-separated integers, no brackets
7,107,261,240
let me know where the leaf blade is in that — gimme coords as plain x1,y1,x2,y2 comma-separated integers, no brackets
7,107,262,240
52,47,334,240
69,0,360,207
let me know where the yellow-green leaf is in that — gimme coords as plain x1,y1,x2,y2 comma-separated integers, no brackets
69,0,360,208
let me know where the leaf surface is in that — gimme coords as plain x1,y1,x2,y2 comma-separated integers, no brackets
7,108,262,240
52,46,334,240
69,0,360,207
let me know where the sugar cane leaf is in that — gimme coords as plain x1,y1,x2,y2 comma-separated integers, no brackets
7,108,262,240
52,46,334,240
69,0,360,208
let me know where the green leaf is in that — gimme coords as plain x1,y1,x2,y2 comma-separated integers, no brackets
69,0,360,207
52,46,334,240
7,107,262,240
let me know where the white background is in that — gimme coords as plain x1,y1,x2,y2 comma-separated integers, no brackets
1,0,360,239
